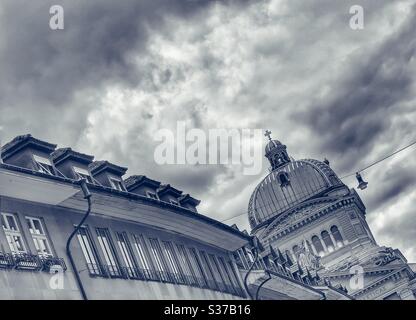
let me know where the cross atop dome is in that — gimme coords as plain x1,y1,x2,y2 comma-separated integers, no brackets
264,130,272,141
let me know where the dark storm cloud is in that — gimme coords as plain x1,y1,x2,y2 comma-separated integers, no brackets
0,0,233,142
0,0,219,105
365,163,416,212
296,5,416,172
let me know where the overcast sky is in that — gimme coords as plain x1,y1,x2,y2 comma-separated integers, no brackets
0,0,415,260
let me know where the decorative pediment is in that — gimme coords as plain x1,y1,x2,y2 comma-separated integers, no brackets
325,247,403,274
361,247,399,268
327,255,361,273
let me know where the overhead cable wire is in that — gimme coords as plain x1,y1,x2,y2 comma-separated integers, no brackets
220,139,416,223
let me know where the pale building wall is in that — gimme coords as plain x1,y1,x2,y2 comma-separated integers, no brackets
0,196,245,300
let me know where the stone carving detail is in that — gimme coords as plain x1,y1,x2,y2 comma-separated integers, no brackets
264,201,332,237
297,240,322,271
363,248,399,267
329,256,360,272
328,247,399,273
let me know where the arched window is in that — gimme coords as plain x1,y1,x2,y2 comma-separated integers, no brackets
311,236,325,256
278,172,290,187
321,230,335,252
330,225,344,248
272,155,280,167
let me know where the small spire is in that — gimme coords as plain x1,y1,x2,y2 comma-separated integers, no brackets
285,252,293,266
269,245,278,260
276,248,285,263
264,130,272,141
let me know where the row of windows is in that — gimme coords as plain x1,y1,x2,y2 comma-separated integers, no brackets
76,226,245,297
0,212,53,257
33,154,123,191
33,155,185,208
0,211,244,297
144,192,180,206
289,225,345,259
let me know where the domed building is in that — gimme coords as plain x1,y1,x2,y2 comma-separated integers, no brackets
247,132,416,300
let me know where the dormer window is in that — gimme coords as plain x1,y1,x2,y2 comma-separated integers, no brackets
278,172,290,187
33,155,55,175
146,191,159,200
73,166,93,184
110,178,126,192
169,199,180,206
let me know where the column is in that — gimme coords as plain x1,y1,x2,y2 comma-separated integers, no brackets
328,232,337,251
319,235,328,253
310,242,319,256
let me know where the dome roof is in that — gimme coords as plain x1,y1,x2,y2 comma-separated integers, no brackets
265,139,283,154
248,159,346,231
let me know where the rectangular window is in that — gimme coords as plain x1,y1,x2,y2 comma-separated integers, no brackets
133,234,156,280
208,254,227,291
227,260,244,296
162,241,185,284
96,228,121,277
199,251,218,290
76,226,102,276
217,257,236,293
234,249,249,269
73,167,94,184
176,244,199,286
33,155,55,175
115,232,139,278
109,178,126,192
169,199,180,206
188,248,208,288
1,213,27,254
148,238,170,282
146,191,159,200
25,217,53,257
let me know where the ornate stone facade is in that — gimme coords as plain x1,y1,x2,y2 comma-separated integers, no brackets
248,134,416,300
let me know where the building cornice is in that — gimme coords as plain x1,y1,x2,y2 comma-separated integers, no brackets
179,193,201,206
262,196,357,242
125,175,161,191
1,134,57,161
89,160,128,176
51,148,94,166
0,163,250,246
351,268,408,298
157,184,182,197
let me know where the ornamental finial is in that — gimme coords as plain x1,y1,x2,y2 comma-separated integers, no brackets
264,130,272,141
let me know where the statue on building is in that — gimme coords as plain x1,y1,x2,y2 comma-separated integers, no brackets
297,240,322,271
